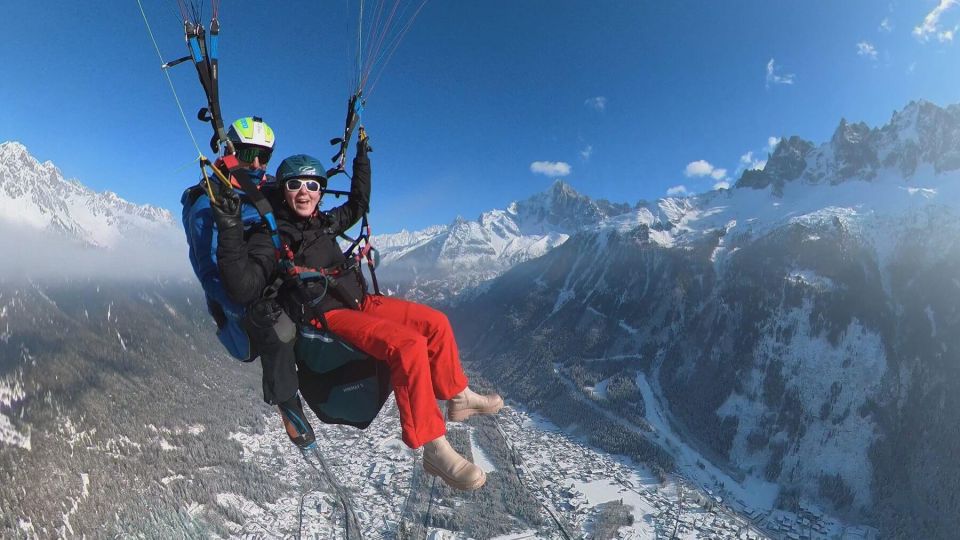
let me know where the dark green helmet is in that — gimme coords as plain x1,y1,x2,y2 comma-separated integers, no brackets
276,154,328,185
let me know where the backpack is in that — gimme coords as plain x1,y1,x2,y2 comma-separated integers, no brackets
181,164,274,362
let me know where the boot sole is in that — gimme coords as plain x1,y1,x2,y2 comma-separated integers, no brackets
447,402,504,422
423,461,487,490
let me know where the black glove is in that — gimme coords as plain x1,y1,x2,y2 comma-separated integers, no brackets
248,298,283,328
209,179,243,230
356,127,372,158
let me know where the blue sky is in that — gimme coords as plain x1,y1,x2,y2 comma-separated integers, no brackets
2,1,959,233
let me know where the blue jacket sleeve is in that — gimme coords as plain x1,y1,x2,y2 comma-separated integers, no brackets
185,196,245,311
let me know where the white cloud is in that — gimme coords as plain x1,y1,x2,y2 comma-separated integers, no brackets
879,17,894,33
914,0,958,42
584,96,607,112
666,185,689,196
684,160,714,177
939,26,957,41
767,136,782,152
530,161,572,177
765,58,796,87
684,160,727,181
857,41,879,60
735,136,779,174
739,151,767,171
580,145,593,161
713,181,731,191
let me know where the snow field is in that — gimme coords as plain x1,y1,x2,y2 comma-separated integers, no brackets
719,298,886,509
0,372,29,450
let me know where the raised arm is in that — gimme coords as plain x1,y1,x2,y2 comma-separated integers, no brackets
325,136,371,235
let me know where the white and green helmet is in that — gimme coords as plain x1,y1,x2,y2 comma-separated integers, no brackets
228,116,275,148
227,117,275,164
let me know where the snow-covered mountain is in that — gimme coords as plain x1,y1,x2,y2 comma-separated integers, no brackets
0,142,188,279
0,141,176,249
446,100,960,538
738,99,960,191
374,180,631,301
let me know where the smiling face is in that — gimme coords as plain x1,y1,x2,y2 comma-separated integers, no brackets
283,179,322,218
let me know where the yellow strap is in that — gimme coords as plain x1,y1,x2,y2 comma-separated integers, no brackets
198,155,235,206
201,165,217,205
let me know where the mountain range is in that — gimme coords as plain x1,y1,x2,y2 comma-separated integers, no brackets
0,141,177,249
374,179,631,301
2,99,960,537
445,99,960,538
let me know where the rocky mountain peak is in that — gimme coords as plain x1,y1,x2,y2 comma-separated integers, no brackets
547,178,579,200
375,179,633,301
830,119,878,180
831,118,872,146
735,135,814,191
735,100,960,193
509,179,631,235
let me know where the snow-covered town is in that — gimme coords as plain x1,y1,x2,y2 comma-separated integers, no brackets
219,394,880,539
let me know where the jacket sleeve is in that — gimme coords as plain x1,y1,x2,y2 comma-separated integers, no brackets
216,220,279,306
185,198,238,309
325,153,371,235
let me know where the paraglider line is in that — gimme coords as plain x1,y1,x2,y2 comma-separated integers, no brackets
423,473,438,531
300,445,365,539
360,0,390,82
357,0,365,88
174,0,189,22
365,0,429,96
192,1,203,25
359,0,402,89
135,0,204,159
363,0,389,71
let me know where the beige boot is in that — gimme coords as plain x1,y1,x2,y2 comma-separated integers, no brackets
422,435,486,490
447,387,504,422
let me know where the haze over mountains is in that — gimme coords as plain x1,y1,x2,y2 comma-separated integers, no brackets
2,99,960,537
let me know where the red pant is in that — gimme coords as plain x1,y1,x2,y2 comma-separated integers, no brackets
324,295,469,448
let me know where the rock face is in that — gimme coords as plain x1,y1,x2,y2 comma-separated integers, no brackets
735,100,960,193
445,100,960,537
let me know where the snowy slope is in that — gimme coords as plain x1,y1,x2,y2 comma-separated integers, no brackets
0,141,177,249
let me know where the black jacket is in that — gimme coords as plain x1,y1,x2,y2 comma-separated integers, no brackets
217,154,371,317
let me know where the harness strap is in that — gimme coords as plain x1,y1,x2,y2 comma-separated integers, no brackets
218,155,287,261
211,158,378,328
